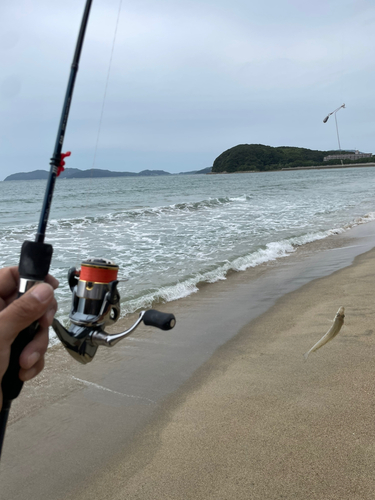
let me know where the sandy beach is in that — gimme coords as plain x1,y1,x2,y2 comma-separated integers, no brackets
2,223,375,499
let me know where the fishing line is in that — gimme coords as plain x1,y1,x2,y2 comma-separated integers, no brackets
83,0,124,228
90,0,123,173
76,0,123,284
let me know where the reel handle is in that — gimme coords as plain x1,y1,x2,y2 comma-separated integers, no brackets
1,241,53,402
143,309,176,331
53,308,177,363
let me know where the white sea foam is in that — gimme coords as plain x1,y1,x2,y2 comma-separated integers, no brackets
119,217,375,315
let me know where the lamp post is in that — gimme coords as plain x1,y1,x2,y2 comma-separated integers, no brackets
323,104,346,158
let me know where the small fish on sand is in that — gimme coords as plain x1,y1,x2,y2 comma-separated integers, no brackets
303,306,345,361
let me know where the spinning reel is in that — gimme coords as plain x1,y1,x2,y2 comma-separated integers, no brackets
52,258,176,364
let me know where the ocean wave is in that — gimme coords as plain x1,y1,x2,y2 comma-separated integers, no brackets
118,242,295,315
117,240,308,314
118,214,375,315
0,196,244,236
343,211,375,229
45,196,248,228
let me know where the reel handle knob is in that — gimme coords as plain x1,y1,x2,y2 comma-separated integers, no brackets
143,309,176,331
1,241,53,402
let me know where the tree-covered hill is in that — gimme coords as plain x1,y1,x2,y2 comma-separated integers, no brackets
211,144,374,173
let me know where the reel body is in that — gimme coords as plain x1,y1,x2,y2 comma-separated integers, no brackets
52,259,175,364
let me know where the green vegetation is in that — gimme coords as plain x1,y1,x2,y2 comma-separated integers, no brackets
211,144,374,173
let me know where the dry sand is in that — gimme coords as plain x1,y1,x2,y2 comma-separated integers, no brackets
64,248,375,499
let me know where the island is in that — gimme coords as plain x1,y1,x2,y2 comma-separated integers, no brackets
4,166,211,181
211,144,374,173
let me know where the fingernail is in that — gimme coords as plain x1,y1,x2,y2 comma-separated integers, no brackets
31,283,53,303
26,352,40,369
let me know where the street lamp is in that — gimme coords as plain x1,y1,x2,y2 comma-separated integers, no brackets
323,103,346,152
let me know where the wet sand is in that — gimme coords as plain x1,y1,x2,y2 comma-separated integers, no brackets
2,223,375,499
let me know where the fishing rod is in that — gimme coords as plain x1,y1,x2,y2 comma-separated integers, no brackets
0,0,175,458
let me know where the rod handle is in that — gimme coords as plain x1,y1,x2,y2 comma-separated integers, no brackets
1,241,53,402
143,310,176,331
1,323,40,401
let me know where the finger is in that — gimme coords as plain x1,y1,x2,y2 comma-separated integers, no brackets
1,290,18,311
38,298,58,329
45,274,59,290
0,283,54,345
19,326,49,370
0,267,19,300
2,287,57,312
19,357,45,382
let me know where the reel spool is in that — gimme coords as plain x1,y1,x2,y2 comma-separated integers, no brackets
52,258,176,364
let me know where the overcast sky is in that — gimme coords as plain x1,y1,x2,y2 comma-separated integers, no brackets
1,0,375,179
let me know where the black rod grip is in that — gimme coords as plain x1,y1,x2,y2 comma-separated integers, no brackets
1,323,39,401
142,310,176,331
19,241,53,280
1,241,53,403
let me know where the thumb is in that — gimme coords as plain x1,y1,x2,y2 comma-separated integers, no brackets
0,283,54,346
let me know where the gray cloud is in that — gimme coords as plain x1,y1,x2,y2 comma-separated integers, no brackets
1,0,375,179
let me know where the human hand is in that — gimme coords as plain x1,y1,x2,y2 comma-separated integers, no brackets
0,267,58,409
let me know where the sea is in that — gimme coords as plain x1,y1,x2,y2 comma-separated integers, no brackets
1,167,375,329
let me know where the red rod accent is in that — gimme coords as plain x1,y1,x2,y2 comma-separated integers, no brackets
57,151,71,177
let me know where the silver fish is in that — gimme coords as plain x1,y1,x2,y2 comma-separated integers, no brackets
303,306,345,361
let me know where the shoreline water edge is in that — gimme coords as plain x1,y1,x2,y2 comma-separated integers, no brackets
208,161,375,173
2,219,375,499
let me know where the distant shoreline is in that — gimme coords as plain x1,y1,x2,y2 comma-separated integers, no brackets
2,166,212,182
208,162,375,174
281,162,375,171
